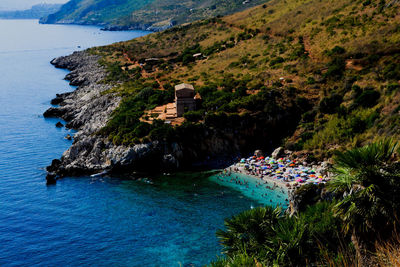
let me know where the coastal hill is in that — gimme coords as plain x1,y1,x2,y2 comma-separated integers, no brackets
0,4,62,19
39,0,268,31
45,0,400,177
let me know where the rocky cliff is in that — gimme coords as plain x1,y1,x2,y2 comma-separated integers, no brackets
45,51,164,179
44,51,226,180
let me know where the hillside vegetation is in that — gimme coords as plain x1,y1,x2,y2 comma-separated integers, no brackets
40,0,267,30
88,0,400,161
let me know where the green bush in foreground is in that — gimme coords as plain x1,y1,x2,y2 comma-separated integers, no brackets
328,139,400,265
213,202,345,266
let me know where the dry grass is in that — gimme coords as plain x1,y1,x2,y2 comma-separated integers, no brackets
375,235,400,267
318,234,400,267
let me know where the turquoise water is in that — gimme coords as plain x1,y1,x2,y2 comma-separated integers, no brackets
209,172,289,208
0,20,282,266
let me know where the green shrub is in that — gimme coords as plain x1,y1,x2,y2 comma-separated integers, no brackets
324,57,346,79
383,63,400,80
183,110,204,122
387,83,400,94
349,116,366,134
327,46,346,56
353,88,380,108
302,110,317,123
269,56,285,66
307,77,316,84
319,94,343,114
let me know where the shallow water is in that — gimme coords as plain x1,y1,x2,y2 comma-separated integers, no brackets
0,20,284,266
209,172,288,208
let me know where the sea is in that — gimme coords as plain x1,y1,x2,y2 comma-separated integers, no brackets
0,20,286,266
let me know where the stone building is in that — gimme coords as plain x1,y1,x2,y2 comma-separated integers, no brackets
175,83,196,117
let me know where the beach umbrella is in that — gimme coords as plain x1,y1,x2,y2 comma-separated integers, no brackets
296,178,303,182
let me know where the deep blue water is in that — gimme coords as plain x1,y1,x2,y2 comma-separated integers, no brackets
0,20,282,266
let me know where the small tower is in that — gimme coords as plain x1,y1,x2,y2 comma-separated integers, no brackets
175,83,196,117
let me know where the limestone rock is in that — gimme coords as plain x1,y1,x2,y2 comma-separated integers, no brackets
272,147,285,159
46,172,57,185
254,150,263,157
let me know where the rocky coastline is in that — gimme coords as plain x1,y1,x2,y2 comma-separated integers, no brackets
44,51,162,182
44,51,234,183
39,19,172,32
100,22,175,32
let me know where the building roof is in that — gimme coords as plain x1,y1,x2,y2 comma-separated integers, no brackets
175,83,194,91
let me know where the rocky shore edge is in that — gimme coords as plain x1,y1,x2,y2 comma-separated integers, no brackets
39,19,173,32
43,51,172,183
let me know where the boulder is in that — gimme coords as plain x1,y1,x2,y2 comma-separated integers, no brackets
254,150,263,157
43,107,65,118
50,92,71,105
65,134,72,140
162,154,179,170
46,172,57,185
55,122,64,128
271,147,285,159
46,159,62,173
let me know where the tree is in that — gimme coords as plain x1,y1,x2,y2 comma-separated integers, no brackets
328,139,400,266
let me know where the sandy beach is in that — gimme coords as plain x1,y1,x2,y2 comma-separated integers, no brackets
221,151,330,195
224,165,291,193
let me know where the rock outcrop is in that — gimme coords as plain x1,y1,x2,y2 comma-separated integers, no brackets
45,51,163,178
271,147,285,159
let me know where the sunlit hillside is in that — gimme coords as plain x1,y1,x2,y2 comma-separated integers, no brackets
90,0,400,160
